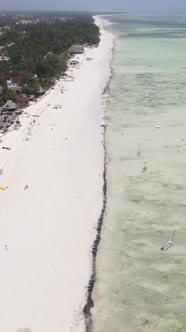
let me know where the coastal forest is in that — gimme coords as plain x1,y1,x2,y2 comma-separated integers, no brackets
0,12,100,105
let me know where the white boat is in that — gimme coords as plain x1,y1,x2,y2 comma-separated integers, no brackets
160,240,173,250
155,122,161,129
144,93,150,98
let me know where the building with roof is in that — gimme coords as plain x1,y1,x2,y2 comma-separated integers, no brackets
2,71,11,79
68,45,84,54
17,96,30,103
12,75,22,84
0,55,10,61
1,100,18,114
36,86,46,95
7,75,22,90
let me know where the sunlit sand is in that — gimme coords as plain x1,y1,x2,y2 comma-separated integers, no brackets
0,17,114,332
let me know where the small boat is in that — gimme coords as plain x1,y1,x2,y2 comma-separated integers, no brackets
142,162,147,173
155,122,161,129
160,240,173,250
144,93,150,98
161,224,177,251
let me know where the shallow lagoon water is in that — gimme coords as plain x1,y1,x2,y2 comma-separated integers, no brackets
92,15,186,332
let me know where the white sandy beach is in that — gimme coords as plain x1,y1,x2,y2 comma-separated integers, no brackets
0,17,114,332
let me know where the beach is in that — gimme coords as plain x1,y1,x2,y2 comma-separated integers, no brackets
0,16,114,332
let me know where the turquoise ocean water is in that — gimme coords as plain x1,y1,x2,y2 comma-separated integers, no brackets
92,15,186,332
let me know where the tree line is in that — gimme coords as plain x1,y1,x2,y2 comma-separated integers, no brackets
0,12,100,105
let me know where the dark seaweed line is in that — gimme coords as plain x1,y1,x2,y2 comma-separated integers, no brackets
83,122,107,332
83,56,114,332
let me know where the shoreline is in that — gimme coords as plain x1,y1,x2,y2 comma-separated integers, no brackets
0,15,114,332
83,16,115,332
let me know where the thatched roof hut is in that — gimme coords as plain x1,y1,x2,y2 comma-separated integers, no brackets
68,45,84,54
1,100,18,113
36,86,46,94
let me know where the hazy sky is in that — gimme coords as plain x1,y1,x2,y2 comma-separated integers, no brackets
0,0,186,13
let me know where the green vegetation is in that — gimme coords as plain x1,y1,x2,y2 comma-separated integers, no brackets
0,12,100,105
